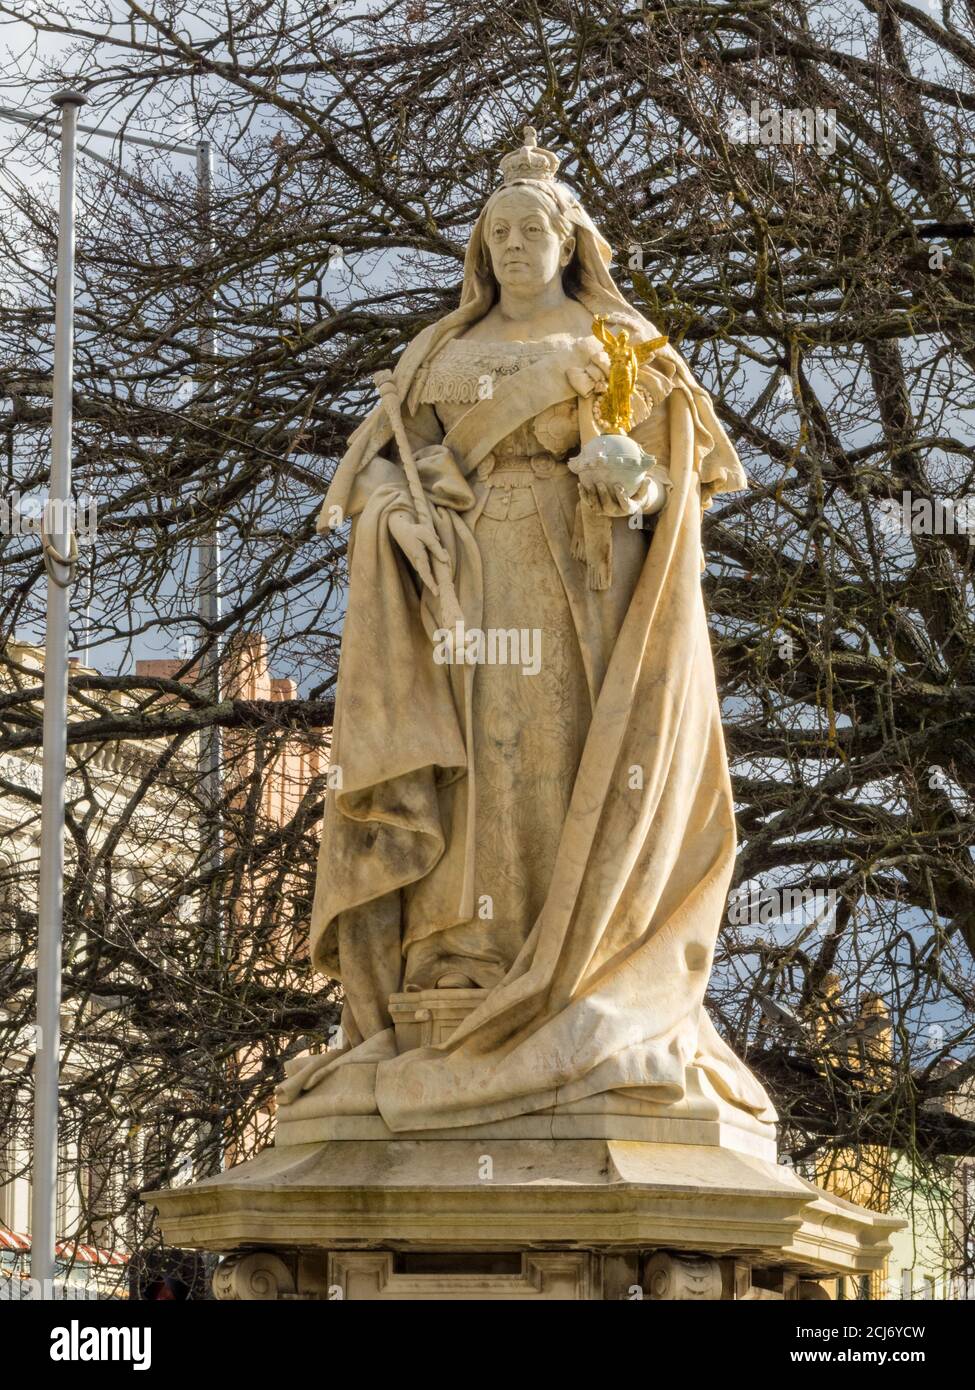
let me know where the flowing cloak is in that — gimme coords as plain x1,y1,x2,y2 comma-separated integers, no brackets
277,204,777,1131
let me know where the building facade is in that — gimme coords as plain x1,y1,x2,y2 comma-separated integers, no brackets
0,634,323,1298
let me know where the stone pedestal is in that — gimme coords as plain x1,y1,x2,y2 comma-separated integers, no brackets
144,1131,902,1300
143,989,903,1300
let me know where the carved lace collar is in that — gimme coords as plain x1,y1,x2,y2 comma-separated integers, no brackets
417,333,577,405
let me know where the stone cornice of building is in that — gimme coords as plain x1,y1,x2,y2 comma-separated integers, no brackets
1,640,201,793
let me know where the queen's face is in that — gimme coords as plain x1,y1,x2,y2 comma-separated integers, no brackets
484,188,573,294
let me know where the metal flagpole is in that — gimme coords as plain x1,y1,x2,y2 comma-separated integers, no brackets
195,141,222,866
195,139,225,1178
0,92,218,1274
31,87,87,1290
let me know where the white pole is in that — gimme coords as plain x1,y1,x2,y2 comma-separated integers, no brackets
195,139,224,1177
31,88,86,1291
195,141,221,793
196,138,221,944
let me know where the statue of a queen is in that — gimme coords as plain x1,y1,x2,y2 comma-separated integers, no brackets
276,128,777,1137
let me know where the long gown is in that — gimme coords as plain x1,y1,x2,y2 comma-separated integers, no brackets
283,304,777,1134
399,331,663,990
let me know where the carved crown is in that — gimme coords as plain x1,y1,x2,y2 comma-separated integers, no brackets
499,126,561,184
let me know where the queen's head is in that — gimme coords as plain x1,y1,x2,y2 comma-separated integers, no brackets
463,127,620,314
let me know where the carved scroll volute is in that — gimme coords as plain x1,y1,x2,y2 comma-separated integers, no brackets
212,1251,296,1301
643,1251,723,1301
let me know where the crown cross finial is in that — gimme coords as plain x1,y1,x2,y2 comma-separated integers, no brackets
498,125,560,185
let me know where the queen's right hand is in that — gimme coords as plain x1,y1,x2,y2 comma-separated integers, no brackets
388,509,449,595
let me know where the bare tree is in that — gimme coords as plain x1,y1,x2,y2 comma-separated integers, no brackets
0,0,973,1290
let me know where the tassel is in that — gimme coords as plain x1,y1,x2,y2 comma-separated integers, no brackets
571,500,588,562
580,504,613,590
572,499,614,588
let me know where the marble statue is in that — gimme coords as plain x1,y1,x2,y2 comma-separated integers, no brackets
277,128,777,1135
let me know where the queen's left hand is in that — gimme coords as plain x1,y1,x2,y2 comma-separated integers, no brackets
577,468,671,519
577,476,643,518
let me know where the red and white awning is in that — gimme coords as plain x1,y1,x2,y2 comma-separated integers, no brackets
0,1228,31,1253
56,1240,128,1267
0,1231,127,1265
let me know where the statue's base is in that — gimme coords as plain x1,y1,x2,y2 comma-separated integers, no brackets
274,988,783,1159
143,1135,902,1301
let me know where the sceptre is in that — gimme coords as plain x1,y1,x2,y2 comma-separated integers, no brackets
373,369,465,629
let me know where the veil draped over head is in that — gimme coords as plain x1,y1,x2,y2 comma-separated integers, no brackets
320,171,746,526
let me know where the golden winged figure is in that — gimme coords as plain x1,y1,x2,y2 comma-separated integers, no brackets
591,316,668,434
